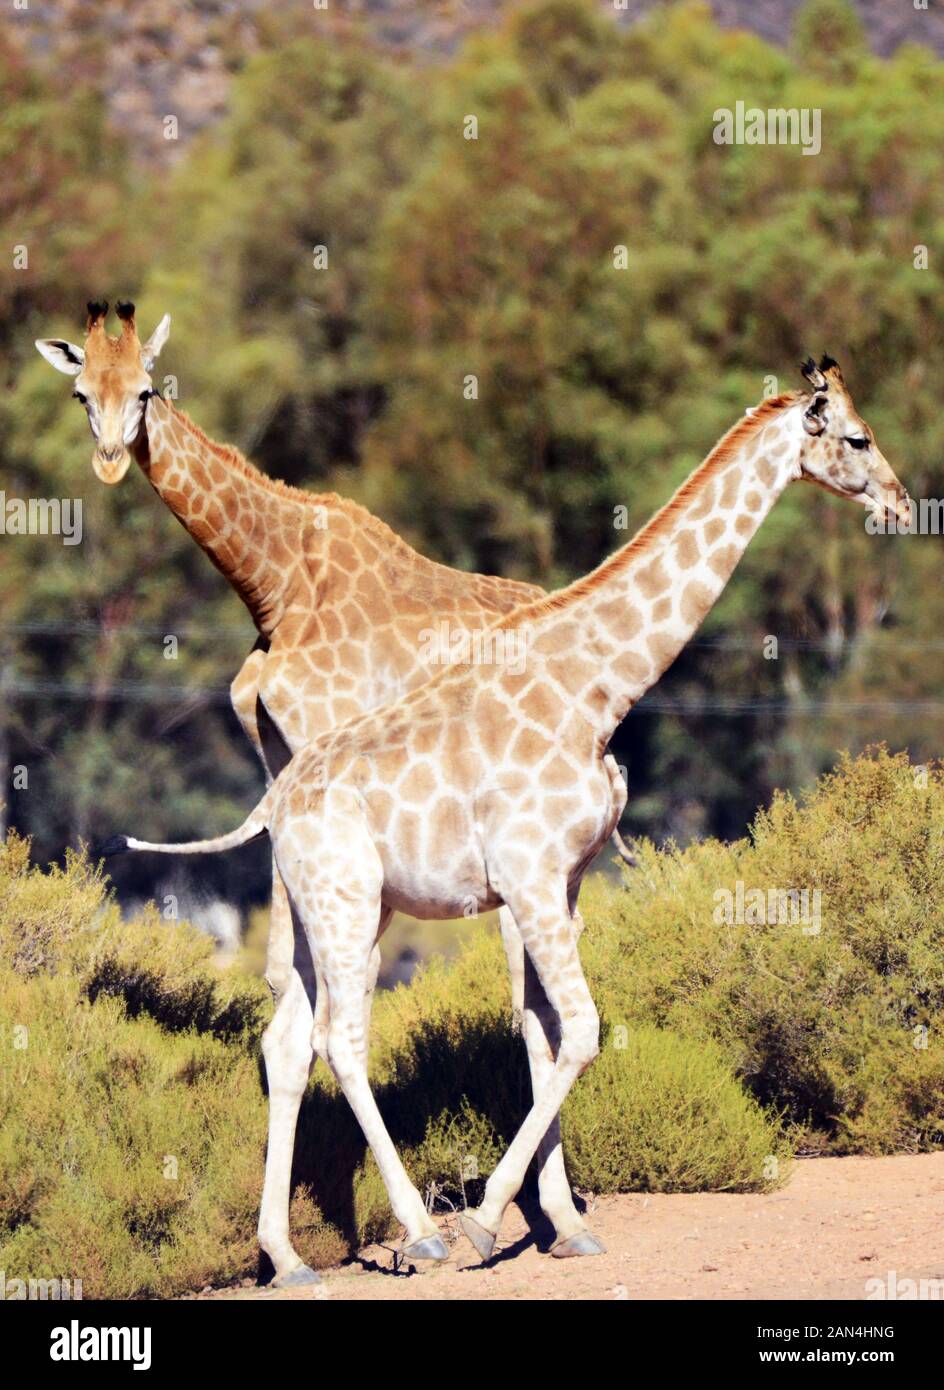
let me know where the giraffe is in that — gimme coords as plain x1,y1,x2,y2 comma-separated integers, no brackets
35,300,633,1283
104,356,911,1265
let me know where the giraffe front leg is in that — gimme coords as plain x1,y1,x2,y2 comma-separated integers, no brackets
326,975,446,1262
497,906,605,1257
460,890,601,1262
320,922,444,1257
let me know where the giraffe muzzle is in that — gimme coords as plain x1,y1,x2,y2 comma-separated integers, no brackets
93,445,132,485
864,478,911,530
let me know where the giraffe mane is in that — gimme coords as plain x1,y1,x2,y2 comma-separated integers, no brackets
163,402,417,555
497,391,803,628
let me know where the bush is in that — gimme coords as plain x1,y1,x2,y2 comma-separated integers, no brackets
0,835,273,1296
0,829,269,1043
563,1025,786,1193
0,971,269,1299
578,746,944,1154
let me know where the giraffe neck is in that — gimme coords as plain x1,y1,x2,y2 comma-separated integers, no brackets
518,396,804,745
136,398,314,636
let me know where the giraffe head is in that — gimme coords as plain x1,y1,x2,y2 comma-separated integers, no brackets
35,301,171,484
797,354,910,527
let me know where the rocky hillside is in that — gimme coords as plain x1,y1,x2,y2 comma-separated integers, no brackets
9,1,943,165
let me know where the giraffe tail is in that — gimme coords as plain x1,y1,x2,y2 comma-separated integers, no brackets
95,784,277,860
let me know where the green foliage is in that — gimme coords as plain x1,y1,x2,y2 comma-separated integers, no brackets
0,828,268,1040
563,1025,786,1193
0,972,269,1299
5,1,941,1299
794,0,869,81
579,745,944,1154
0,832,109,976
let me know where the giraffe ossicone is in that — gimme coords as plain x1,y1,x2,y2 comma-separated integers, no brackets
107,357,910,1267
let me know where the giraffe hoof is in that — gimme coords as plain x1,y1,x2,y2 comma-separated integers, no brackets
459,1211,497,1262
551,1230,607,1259
401,1234,449,1263
271,1263,322,1288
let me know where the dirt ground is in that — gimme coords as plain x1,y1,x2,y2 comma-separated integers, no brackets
193,1153,944,1301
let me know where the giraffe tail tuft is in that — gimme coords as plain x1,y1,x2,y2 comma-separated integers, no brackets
94,835,130,859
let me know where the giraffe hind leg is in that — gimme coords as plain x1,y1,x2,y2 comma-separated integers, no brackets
278,811,446,1260
258,960,320,1287
231,651,320,1285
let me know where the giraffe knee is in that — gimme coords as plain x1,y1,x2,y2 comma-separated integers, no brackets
261,1015,312,1095
264,935,295,1004
310,1021,329,1066
326,1018,363,1081
522,1008,557,1063
560,1004,600,1074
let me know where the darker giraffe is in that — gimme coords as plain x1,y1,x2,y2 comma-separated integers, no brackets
36,300,633,1284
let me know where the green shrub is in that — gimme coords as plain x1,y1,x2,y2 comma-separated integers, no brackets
0,971,269,1298
81,906,268,1045
579,746,944,1154
0,834,110,977
563,1024,787,1193
0,828,269,1044
0,835,274,1295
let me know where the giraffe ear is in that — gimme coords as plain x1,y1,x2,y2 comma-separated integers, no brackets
35,338,85,376
140,313,171,371
800,356,828,392
803,391,829,436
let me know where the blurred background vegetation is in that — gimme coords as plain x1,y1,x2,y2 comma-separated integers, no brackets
2,0,944,933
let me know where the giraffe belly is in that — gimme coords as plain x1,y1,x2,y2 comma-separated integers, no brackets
382,885,503,922
377,850,500,922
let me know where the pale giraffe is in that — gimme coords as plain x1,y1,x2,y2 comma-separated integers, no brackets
105,356,910,1265
36,300,632,1283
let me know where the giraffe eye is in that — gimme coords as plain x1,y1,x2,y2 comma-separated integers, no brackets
846,436,869,451
73,391,87,405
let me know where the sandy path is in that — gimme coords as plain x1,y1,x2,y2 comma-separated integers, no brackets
194,1153,944,1301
